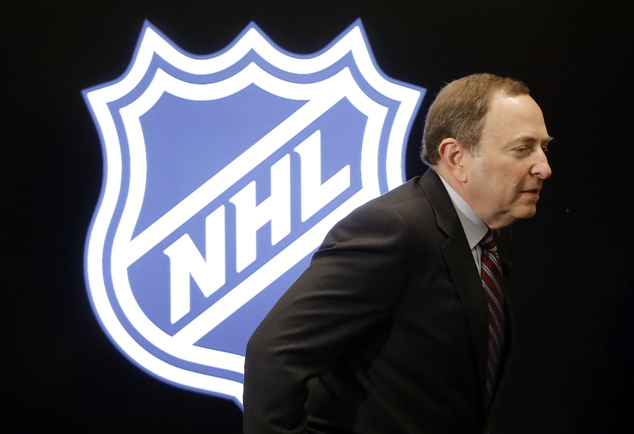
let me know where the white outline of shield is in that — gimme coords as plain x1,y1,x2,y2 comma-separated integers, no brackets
83,20,424,407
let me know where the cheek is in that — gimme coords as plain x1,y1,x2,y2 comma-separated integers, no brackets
491,165,524,188
485,169,523,203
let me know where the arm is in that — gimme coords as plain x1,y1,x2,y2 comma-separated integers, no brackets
243,203,413,433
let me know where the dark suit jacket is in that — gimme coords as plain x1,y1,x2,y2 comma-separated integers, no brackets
243,170,513,434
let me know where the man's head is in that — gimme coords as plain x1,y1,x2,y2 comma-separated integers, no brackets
422,73,530,165
427,73,553,229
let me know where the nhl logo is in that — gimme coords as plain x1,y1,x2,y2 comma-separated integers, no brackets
83,19,425,407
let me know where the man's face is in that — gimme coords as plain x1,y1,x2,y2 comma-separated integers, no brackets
462,92,552,228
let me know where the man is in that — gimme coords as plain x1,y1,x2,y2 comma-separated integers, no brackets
243,73,552,433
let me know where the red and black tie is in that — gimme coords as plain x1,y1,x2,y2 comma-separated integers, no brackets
479,229,506,406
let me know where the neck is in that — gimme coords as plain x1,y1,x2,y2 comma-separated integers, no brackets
433,165,512,229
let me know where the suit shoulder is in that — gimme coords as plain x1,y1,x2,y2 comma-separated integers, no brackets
351,177,434,221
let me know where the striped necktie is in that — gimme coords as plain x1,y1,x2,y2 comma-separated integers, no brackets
479,229,506,406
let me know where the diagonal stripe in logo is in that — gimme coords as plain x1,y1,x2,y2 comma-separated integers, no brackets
122,66,360,266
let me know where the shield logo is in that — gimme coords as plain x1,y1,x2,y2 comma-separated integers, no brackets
83,19,425,407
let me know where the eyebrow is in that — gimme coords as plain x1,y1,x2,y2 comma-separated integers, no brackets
515,135,554,145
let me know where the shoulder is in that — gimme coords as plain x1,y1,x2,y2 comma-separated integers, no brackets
342,172,448,229
321,175,444,252
353,176,434,218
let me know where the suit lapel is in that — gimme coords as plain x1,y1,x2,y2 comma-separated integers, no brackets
419,170,490,401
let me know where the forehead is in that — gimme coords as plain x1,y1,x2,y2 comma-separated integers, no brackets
481,92,550,143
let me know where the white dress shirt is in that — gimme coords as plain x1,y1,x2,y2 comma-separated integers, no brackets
438,175,489,273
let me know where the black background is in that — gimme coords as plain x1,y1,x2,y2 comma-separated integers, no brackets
5,1,633,432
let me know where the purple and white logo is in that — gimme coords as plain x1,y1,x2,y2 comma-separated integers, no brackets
83,19,424,407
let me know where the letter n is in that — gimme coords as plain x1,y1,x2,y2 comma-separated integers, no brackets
163,206,226,324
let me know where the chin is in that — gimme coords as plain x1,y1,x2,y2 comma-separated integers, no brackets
514,207,538,220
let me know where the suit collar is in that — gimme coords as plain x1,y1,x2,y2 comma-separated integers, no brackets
437,175,489,250
418,169,490,404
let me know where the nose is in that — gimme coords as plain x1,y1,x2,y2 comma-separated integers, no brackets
531,148,552,179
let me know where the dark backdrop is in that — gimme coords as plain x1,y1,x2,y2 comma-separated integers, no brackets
5,1,633,433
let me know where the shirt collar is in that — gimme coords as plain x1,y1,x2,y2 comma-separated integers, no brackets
438,175,488,249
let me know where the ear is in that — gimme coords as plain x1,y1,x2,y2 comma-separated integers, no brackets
437,138,468,182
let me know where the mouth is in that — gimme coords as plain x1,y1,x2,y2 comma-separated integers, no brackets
521,188,541,196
